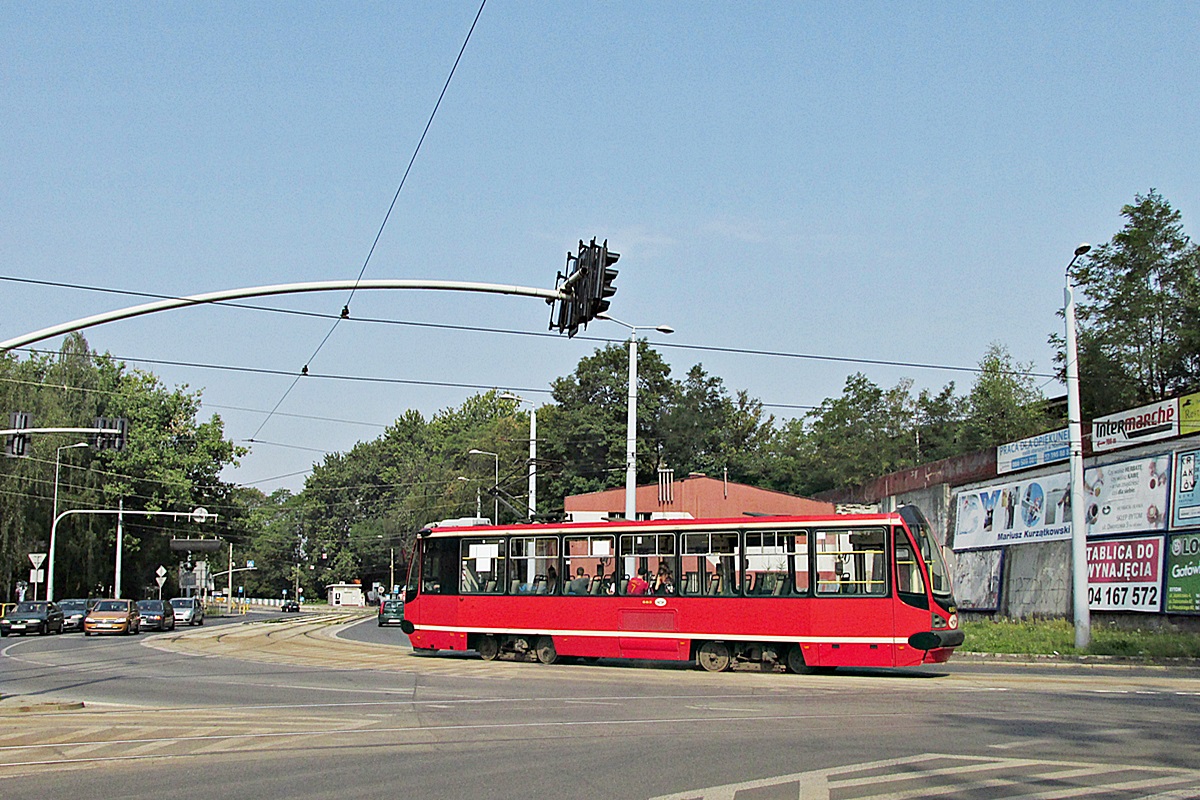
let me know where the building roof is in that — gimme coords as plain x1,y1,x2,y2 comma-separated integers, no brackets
565,474,835,519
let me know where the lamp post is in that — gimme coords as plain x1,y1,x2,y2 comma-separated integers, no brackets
500,393,537,519
456,476,483,518
596,314,674,520
1065,242,1092,649
47,441,88,601
468,449,499,524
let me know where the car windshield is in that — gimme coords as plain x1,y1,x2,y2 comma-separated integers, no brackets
16,602,45,613
93,600,127,612
59,600,87,611
137,601,162,611
383,601,402,611
171,599,194,608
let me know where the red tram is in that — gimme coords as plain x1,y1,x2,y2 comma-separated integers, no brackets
400,505,962,672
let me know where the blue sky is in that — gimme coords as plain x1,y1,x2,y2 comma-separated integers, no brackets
3,2,1198,492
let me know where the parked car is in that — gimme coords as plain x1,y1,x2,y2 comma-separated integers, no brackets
58,598,93,632
281,599,301,613
136,599,176,631
84,598,140,636
378,598,404,627
1,601,65,636
170,597,204,626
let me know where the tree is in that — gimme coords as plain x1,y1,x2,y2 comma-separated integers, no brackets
538,342,676,512
960,343,1048,450
1063,190,1200,415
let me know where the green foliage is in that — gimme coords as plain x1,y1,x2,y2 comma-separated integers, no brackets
961,618,1200,658
960,343,1049,450
0,336,244,601
1056,189,1200,416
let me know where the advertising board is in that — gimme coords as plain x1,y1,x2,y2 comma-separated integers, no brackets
1166,531,1200,614
1091,398,1178,452
1084,455,1171,536
1173,448,1200,529
1181,392,1200,437
1086,535,1162,612
997,428,1070,475
953,472,1071,551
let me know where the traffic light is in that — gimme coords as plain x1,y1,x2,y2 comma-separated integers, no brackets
92,417,127,451
587,239,619,319
548,238,619,338
5,412,30,458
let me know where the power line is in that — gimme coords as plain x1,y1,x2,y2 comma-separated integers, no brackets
253,0,488,440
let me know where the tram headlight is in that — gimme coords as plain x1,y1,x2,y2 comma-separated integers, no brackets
932,611,957,629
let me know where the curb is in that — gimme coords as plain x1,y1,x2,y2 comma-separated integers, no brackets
955,651,1200,669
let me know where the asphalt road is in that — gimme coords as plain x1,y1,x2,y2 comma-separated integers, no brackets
3,610,1200,799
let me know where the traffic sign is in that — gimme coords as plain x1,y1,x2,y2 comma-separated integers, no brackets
191,506,209,524
156,565,167,578
155,576,167,588
28,552,47,569
29,569,44,584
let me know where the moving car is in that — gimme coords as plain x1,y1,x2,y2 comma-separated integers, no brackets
136,599,176,631
170,597,204,626
378,598,404,627
84,598,140,635
58,598,93,632
1,601,65,636
281,599,301,613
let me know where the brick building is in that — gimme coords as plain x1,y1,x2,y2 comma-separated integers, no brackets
565,473,834,521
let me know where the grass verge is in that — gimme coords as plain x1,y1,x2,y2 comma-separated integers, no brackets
961,618,1200,659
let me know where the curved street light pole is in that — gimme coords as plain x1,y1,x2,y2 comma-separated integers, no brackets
596,314,674,520
1065,242,1092,649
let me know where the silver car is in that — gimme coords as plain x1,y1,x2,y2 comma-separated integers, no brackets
169,597,205,626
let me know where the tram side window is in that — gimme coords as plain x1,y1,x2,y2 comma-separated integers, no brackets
460,537,506,595
563,535,616,595
814,527,887,597
420,537,460,595
680,532,739,597
510,536,561,594
618,533,676,595
744,531,802,596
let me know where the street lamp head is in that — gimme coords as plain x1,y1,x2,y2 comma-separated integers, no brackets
654,325,675,335
1074,243,1092,257
468,448,484,455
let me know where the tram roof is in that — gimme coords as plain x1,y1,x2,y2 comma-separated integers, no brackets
419,511,904,538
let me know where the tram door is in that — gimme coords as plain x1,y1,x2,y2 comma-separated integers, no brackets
811,526,895,667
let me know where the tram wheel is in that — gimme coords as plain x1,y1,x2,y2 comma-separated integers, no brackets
477,635,500,661
697,641,732,672
785,645,811,674
535,636,558,665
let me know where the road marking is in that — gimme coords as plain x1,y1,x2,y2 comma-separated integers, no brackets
648,753,1200,800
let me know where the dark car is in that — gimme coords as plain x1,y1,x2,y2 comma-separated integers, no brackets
281,600,301,613
378,599,404,627
136,599,176,631
58,598,93,632
1,601,65,636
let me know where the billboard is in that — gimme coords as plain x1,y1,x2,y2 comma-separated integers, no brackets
953,455,1171,551
1086,535,1162,612
1181,392,1200,436
953,472,1072,551
1172,448,1200,529
1091,398,1178,452
997,428,1070,475
1166,531,1200,614
1084,455,1171,536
